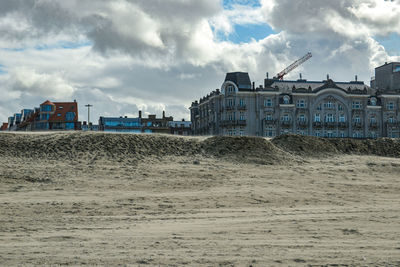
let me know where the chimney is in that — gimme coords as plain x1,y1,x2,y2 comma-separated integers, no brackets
162,111,165,118
355,75,358,82
327,74,330,80
252,82,255,90
266,72,269,79
300,73,302,80
139,110,142,118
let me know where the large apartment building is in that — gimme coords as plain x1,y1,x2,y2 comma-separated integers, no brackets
190,63,400,138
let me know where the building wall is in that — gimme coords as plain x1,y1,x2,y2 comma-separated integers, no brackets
191,73,400,138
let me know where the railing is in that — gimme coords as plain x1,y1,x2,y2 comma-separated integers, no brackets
220,120,247,127
225,106,235,111
264,119,277,125
313,121,323,128
280,120,292,127
237,105,247,110
369,122,379,128
297,120,308,127
353,122,363,128
338,122,348,128
324,122,337,128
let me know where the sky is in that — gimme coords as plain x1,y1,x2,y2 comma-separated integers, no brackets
0,0,400,123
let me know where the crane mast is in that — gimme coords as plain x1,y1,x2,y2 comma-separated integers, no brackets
274,52,312,80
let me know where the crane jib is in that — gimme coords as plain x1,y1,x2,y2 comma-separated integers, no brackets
274,52,312,80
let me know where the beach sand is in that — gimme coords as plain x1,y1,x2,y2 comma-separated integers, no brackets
0,132,399,266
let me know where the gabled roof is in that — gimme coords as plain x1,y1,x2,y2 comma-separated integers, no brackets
41,100,55,106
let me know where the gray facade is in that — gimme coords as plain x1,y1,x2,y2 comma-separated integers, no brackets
190,70,400,138
372,62,400,92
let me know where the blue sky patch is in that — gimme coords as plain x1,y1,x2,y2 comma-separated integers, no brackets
0,64,6,74
216,23,275,43
223,0,261,9
375,33,400,57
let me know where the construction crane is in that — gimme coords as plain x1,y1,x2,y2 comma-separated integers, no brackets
274,52,312,80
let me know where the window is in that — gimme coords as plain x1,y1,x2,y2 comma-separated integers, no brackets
57,113,61,117
394,65,400,72
283,96,290,104
339,114,346,122
40,113,50,120
59,106,63,110
315,131,321,137
324,101,333,109
316,104,322,110
352,101,361,109
239,112,246,121
227,98,234,107
41,105,53,112
314,114,321,122
239,99,245,107
354,116,361,123
340,131,345,138
297,99,306,108
388,116,396,123
338,104,343,111
65,123,75,130
325,114,335,122
228,113,234,121
370,116,376,123
266,114,273,121
282,114,291,121
227,85,234,93
264,98,273,107
387,102,395,110
370,98,377,106
298,114,306,122
66,112,75,121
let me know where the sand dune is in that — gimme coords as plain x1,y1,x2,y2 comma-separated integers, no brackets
0,132,399,266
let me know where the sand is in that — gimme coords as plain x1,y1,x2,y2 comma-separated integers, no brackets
0,132,399,266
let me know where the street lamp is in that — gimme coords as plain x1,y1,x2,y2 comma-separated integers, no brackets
85,104,93,130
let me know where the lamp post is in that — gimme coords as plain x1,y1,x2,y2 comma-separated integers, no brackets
85,104,93,130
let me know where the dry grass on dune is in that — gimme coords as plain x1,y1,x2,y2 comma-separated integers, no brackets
0,132,400,266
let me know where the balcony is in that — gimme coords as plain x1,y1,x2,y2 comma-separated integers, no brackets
369,122,379,129
386,121,399,128
353,122,363,128
297,120,308,127
313,121,323,128
220,120,247,127
280,120,292,127
265,119,277,125
225,106,235,111
338,122,348,128
237,105,247,111
324,122,337,128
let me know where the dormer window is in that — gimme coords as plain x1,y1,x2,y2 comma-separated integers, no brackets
227,85,234,93
283,96,290,104
370,97,377,106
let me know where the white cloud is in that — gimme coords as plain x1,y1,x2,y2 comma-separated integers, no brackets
0,0,400,124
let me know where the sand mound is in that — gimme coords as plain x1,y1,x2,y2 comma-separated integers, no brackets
272,134,400,158
1,132,399,164
0,132,292,164
201,136,293,164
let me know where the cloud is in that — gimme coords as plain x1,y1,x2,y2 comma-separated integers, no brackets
6,67,76,99
0,0,399,124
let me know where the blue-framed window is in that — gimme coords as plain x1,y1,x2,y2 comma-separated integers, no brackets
41,105,53,112
66,112,75,121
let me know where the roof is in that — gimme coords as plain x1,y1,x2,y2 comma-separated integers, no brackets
225,72,252,90
264,78,373,94
99,116,141,122
41,100,55,106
